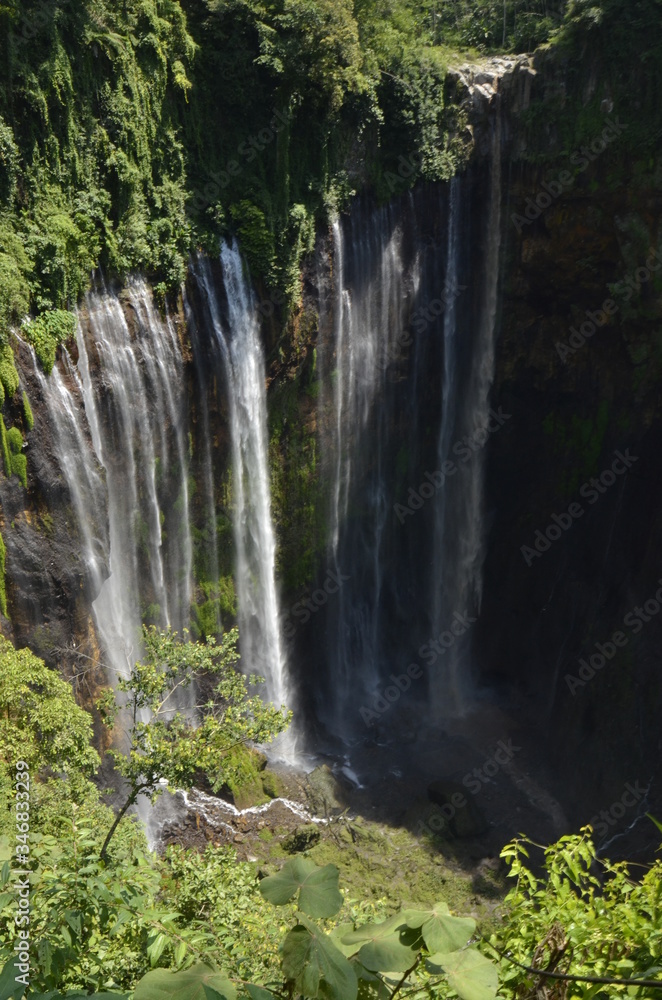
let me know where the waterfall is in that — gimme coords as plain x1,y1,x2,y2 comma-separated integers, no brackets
429,117,503,714
193,243,290,719
316,138,503,739
31,279,192,684
318,202,422,736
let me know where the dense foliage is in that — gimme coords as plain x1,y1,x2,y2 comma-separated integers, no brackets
0,0,657,355
491,829,662,1000
96,625,290,859
0,633,660,997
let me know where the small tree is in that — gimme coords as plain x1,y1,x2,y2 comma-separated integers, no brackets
98,625,291,861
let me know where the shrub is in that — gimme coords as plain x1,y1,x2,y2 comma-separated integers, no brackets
23,309,76,374
0,343,18,399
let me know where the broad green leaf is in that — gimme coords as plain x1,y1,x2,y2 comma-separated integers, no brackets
406,902,475,954
353,960,391,999
134,963,237,1000
282,913,357,1000
342,914,420,973
259,858,343,918
246,987,276,999
329,922,360,958
427,948,498,1000
0,958,25,1000
0,892,13,912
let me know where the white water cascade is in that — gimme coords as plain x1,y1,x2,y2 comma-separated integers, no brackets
31,279,192,684
430,116,503,713
194,243,291,726
316,137,503,736
319,202,422,734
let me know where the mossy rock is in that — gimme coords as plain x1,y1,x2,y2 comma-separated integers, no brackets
282,823,321,854
6,427,22,455
261,769,284,799
471,858,506,899
10,452,27,488
305,765,346,816
217,745,269,810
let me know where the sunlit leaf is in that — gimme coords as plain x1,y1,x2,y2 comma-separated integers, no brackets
259,857,342,917
427,948,498,1000
406,901,475,954
342,914,420,972
134,963,236,1000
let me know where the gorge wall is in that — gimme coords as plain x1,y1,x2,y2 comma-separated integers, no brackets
0,43,661,845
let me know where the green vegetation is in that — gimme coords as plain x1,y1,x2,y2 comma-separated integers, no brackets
22,392,34,431
22,309,77,374
1,422,27,486
5,427,21,455
0,0,562,349
0,345,18,409
491,828,662,1000
0,636,100,790
1,631,661,998
10,451,26,488
0,0,654,371
0,417,10,477
96,624,290,859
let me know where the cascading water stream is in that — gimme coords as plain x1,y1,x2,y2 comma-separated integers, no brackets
316,133,503,740
193,243,292,745
429,114,502,714
30,279,192,685
320,205,420,736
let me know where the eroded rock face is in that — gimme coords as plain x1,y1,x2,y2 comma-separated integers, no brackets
0,337,108,670
476,125,662,835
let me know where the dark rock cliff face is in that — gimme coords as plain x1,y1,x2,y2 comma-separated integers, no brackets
476,61,662,839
